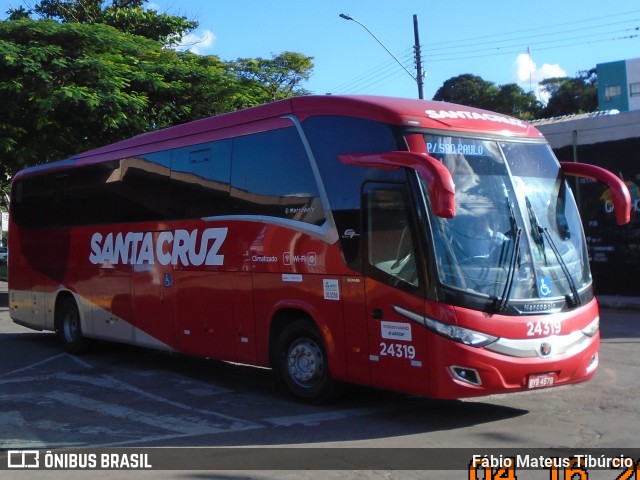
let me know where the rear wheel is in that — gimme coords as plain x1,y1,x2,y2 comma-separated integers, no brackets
273,319,340,404
56,296,87,354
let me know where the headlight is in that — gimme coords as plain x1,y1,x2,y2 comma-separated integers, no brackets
581,316,600,337
393,305,498,347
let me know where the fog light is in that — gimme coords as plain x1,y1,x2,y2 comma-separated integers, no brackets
450,366,482,386
586,353,598,374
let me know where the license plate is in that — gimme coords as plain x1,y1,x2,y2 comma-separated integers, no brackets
527,373,556,389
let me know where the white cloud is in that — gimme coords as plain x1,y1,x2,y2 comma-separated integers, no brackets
513,53,566,103
176,29,216,55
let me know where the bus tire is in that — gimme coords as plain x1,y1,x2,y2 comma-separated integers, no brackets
273,319,340,404
56,296,87,354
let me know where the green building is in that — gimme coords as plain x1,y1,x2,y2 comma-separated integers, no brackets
597,57,640,112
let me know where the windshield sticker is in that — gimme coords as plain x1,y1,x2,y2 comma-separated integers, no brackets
427,142,485,156
537,277,553,297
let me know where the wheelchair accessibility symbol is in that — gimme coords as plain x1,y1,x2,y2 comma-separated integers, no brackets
538,277,552,297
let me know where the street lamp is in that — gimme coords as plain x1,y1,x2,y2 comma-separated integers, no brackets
339,13,424,99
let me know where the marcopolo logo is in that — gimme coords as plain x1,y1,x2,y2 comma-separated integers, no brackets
89,228,228,267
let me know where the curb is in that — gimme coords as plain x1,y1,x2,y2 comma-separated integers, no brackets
597,295,640,312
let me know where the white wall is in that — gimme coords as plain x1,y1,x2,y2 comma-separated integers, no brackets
627,58,640,111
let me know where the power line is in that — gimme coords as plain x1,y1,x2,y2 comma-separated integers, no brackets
425,23,640,60
330,50,412,91
425,9,640,50
330,10,639,95
426,28,639,63
330,47,416,94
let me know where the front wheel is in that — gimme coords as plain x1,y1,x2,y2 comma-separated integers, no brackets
272,319,340,404
56,296,87,354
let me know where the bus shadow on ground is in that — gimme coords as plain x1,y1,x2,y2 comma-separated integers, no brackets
0,331,528,448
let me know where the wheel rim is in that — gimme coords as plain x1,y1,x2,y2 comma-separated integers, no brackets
63,310,78,343
287,338,324,388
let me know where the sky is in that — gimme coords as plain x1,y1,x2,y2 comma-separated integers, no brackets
2,0,640,102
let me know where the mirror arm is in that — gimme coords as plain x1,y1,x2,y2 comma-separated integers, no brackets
560,161,631,225
338,151,455,218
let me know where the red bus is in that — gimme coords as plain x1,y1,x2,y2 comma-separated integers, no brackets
8,95,631,403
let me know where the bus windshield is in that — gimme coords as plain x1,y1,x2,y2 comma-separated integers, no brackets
425,134,591,309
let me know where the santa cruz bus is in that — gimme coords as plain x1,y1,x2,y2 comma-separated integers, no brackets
8,95,631,403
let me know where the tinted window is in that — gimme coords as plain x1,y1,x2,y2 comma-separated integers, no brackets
12,160,171,228
107,155,174,223
302,116,404,211
301,116,405,268
230,127,324,225
12,141,231,228
170,140,232,219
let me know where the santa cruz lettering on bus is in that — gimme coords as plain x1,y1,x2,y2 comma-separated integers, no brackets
89,228,228,266
425,109,529,129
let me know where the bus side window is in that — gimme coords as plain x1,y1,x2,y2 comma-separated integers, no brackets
364,183,420,289
230,127,324,225
169,140,232,219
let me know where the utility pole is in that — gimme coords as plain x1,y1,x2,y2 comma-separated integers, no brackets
340,13,425,99
413,14,424,99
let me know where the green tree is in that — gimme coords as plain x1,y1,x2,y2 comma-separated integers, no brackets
493,83,541,120
433,74,542,119
433,73,500,111
0,3,315,199
0,19,232,189
539,69,598,117
230,51,314,106
7,0,197,45
0,18,315,196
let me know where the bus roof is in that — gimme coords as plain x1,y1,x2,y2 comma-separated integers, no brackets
290,95,542,138
15,95,544,179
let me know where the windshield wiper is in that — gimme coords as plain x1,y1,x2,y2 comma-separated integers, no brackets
495,227,522,312
525,197,547,262
525,197,581,307
493,194,522,312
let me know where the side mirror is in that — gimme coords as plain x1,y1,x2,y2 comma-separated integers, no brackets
560,162,632,225
338,151,456,218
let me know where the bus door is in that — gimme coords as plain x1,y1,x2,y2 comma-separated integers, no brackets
131,231,176,350
363,183,429,395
